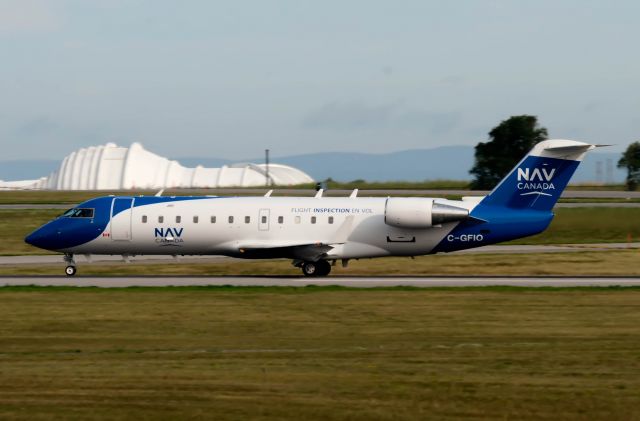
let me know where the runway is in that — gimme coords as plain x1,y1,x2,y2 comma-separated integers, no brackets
1,275,639,288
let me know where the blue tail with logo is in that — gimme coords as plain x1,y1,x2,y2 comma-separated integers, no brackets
479,155,580,212
433,139,595,252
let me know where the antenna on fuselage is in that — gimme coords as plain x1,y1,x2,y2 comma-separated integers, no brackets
155,189,164,197
314,189,324,198
264,190,273,197
349,189,358,198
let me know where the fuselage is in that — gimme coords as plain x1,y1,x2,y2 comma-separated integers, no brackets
24,195,553,259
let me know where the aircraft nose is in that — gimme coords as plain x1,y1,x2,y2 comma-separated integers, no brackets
25,227,46,248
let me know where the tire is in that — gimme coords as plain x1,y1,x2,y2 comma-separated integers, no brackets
316,260,332,277
65,265,77,276
302,262,318,277
302,260,331,277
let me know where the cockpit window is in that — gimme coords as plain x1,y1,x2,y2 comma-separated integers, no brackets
61,208,94,218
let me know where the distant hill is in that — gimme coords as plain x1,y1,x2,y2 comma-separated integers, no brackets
0,160,59,181
0,146,626,184
182,146,625,184
266,146,476,182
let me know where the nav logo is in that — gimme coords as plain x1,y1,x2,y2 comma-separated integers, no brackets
516,166,556,196
154,227,184,244
517,167,555,182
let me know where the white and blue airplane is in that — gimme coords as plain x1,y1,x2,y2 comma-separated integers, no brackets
25,139,597,276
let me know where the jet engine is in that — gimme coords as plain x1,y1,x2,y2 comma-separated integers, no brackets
384,198,470,229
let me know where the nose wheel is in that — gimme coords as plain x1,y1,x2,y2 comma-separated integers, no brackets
63,253,77,276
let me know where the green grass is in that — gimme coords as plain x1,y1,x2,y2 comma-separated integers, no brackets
1,287,640,420
509,207,640,244
324,179,470,189
0,209,61,255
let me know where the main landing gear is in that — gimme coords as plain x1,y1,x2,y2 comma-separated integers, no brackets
299,260,331,277
64,253,76,276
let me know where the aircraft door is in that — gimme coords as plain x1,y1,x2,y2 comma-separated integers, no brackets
258,208,270,231
110,198,134,240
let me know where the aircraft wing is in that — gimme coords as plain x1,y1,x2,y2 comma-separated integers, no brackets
236,241,335,261
234,216,354,261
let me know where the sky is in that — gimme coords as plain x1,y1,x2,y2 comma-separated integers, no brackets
1,0,639,160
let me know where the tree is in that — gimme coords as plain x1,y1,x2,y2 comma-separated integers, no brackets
470,115,548,189
617,142,640,191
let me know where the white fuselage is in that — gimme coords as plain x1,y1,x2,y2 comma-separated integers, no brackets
68,196,479,259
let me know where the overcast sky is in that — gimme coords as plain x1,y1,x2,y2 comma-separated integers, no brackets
1,0,638,160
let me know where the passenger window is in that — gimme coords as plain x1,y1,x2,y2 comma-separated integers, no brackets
278,216,283,224
158,216,164,223
176,216,181,223
211,216,216,223
295,216,301,224
193,216,199,223
142,215,147,223
261,216,267,223
328,216,334,224
228,216,234,223
311,216,316,224
245,216,250,224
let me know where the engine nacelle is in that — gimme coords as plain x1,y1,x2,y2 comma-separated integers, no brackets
384,198,469,229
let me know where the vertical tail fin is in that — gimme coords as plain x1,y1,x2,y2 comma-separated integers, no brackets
479,139,596,211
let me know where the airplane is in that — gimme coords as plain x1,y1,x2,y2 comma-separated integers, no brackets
25,139,598,277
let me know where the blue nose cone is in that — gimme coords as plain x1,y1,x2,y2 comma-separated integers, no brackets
25,228,46,249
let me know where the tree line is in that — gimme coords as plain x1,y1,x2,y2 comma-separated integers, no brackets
470,115,640,191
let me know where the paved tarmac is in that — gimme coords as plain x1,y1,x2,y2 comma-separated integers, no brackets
2,243,638,266
1,275,639,288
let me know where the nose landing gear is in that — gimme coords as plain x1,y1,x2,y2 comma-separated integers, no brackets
64,253,77,276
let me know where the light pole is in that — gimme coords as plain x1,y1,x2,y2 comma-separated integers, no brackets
265,149,270,186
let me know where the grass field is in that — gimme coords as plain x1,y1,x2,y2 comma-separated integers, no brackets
0,209,61,255
3,207,639,257
509,207,640,245
0,286,639,420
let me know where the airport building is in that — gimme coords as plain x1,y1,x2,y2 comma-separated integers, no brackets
0,143,314,190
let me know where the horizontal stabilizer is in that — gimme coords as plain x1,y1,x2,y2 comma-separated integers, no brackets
543,144,594,153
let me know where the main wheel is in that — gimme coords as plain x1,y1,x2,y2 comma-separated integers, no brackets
316,260,331,276
65,265,77,276
301,260,331,277
302,262,318,277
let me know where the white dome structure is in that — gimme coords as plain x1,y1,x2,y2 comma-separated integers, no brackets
2,143,314,190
